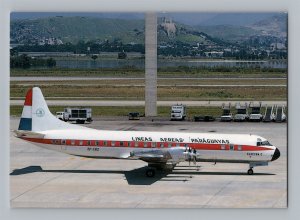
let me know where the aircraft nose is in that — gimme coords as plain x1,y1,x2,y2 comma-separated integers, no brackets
271,148,280,161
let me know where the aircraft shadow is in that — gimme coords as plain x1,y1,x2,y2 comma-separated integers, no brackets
10,165,275,186
9,166,172,185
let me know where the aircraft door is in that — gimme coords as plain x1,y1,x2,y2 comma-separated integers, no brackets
61,139,67,151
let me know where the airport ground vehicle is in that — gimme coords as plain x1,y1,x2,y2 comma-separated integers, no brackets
249,102,263,122
263,105,275,122
220,103,233,122
194,115,215,122
15,88,281,177
274,105,287,122
56,107,92,124
170,104,186,120
56,112,65,121
234,103,249,122
128,112,140,120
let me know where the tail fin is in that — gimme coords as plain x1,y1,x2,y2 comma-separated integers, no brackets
18,88,33,130
18,87,86,131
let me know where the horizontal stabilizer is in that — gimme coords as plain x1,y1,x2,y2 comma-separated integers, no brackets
14,130,45,139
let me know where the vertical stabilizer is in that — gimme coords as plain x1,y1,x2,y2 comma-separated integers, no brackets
18,88,33,130
18,87,88,131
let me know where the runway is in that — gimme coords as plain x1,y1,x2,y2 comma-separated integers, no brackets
10,117,287,208
10,76,286,81
10,100,287,107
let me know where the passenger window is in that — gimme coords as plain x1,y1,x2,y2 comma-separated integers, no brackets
71,140,75,145
103,141,107,146
87,141,91,145
111,141,115,147
127,142,131,147
230,144,234,150
168,143,172,148
221,144,226,150
120,142,124,147
79,140,83,146
238,145,242,151
95,141,99,146
160,143,164,148
135,142,139,147
61,139,66,145
144,142,148,148
151,142,156,148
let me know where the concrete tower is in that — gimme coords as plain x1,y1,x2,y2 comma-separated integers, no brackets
145,12,157,117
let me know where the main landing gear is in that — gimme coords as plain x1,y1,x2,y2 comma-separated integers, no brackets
247,168,254,175
145,163,175,177
145,168,156,177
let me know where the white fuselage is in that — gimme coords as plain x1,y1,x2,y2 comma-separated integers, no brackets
20,128,276,164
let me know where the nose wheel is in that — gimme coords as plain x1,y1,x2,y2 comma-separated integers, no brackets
247,168,254,175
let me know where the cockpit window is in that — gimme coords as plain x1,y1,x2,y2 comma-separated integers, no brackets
257,140,272,146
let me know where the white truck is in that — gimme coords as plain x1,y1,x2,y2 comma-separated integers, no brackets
220,103,233,122
56,107,92,124
170,104,186,121
249,102,263,122
234,102,249,122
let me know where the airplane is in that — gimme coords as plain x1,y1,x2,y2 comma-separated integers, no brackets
14,87,280,177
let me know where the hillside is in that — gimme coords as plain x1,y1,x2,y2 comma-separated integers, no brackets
195,25,260,43
10,15,287,60
10,16,145,44
11,16,227,47
194,13,287,43
249,13,287,38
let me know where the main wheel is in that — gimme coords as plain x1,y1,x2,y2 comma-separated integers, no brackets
247,168,254,175
146,169,155,177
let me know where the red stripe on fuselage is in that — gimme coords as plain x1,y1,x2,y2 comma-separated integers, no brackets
21,137,273,151
24,88,32,106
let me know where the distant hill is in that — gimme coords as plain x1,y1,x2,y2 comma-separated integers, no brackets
10,16,145,44
196,13,279,26
249,13,287,37
10,14,287,47
194,13,287,43
195,25,260,43
11,16,227,46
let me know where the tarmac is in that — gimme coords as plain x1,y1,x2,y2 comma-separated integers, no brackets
10,100,287,107
10,117,287,208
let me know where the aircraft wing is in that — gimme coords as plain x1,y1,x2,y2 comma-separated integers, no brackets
13,130,45,139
